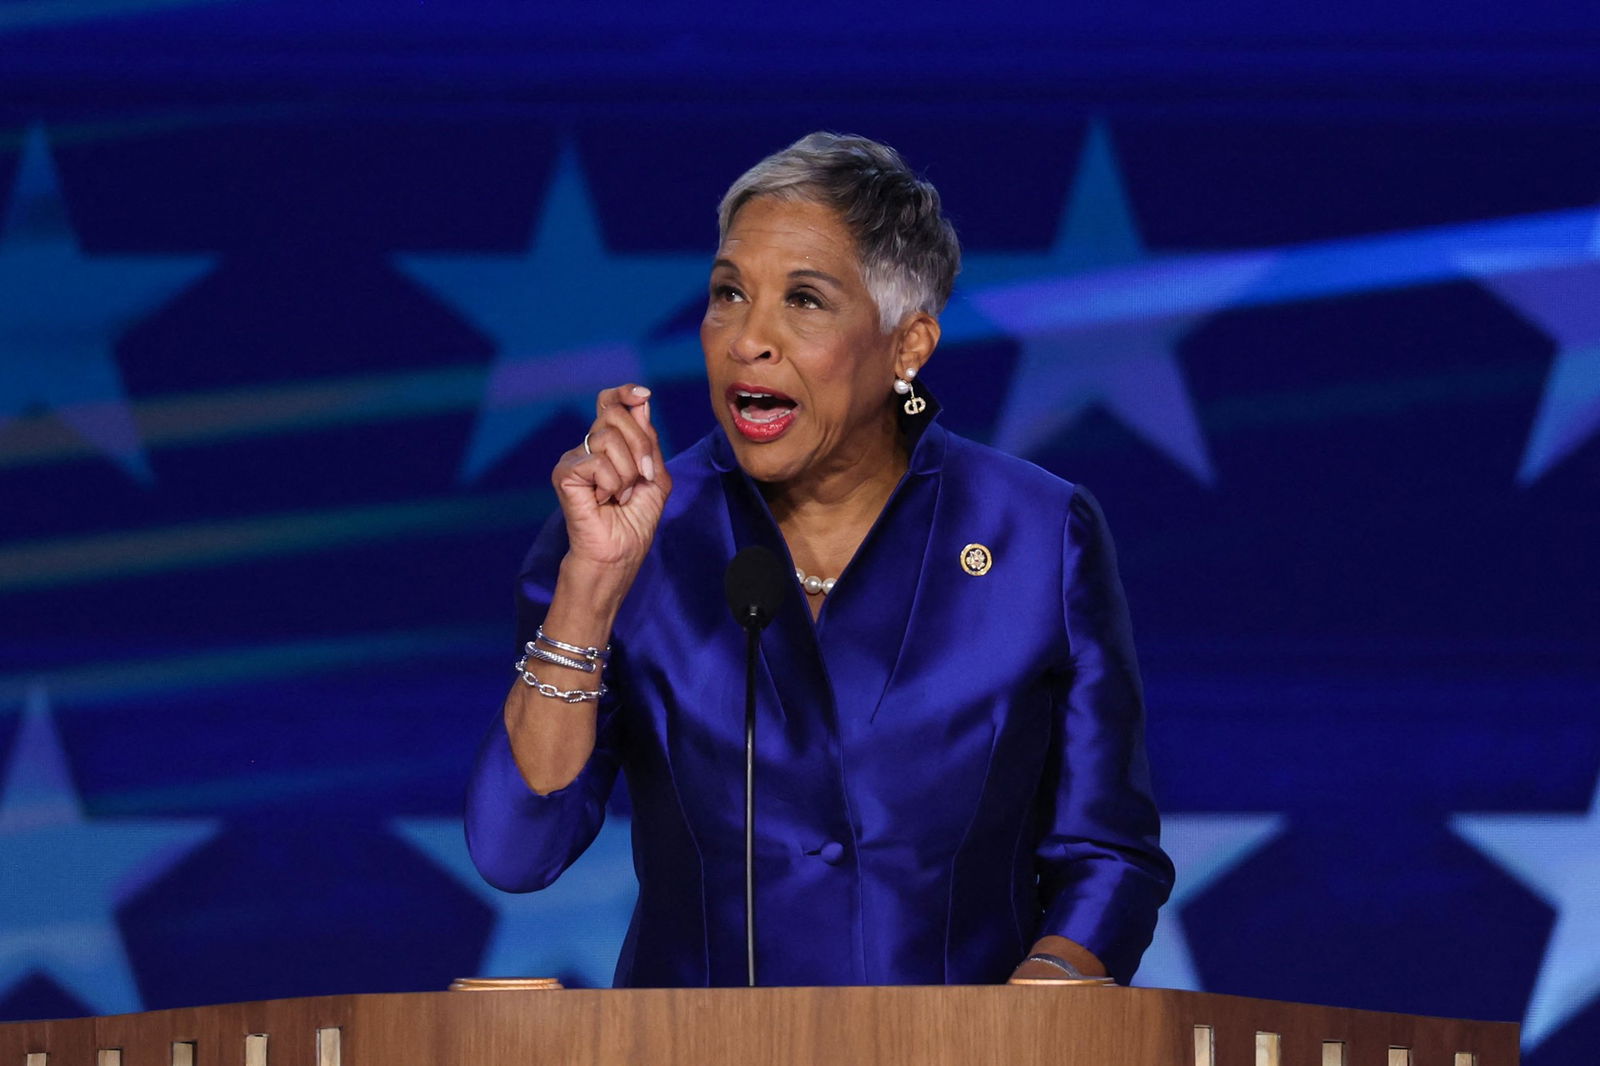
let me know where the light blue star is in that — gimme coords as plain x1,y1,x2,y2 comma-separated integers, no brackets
1132,812,1286,990
1459,217,1600,484
0,125,212,484
396,147,704,483
0,686,219,1014
393,814,636,988
1452,777,1600,1050
951,121,1272,484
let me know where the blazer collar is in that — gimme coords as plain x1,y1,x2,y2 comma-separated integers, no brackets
712,385,946,734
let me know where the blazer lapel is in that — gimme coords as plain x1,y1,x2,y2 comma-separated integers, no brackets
818,422,947,730
712,430,839,754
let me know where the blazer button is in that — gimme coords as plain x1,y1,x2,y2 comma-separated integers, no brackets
818,841,845,865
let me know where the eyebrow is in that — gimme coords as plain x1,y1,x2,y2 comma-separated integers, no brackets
789,268,845,289
710,260,847,290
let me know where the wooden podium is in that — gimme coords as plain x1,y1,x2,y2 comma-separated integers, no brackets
0,984,1517,1066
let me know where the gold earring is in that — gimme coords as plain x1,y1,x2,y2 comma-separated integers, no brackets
895,372,926,415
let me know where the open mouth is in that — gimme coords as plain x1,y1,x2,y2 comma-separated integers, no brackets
727,383,798,441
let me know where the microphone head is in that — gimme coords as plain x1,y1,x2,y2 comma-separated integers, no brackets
724,545,789,632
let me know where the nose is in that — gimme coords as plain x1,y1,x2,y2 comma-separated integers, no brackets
727,302,778,365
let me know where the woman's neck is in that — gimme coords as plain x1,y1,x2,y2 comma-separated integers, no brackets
761,423,908,535
761,420,909,615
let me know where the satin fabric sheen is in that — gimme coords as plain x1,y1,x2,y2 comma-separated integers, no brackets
466,411,1174,987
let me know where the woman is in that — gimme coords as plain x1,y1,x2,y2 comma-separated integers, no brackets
466,132,1173,987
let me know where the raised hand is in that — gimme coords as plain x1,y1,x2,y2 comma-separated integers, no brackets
552,384,672,576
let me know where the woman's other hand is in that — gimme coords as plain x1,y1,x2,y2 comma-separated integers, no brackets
1006,936,1110,984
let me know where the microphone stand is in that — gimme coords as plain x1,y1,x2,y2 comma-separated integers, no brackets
724,543,784,989
742,607,759,987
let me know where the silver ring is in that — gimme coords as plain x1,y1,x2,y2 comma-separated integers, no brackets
582,432,592,456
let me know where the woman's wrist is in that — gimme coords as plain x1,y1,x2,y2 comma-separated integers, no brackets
552,555,636,628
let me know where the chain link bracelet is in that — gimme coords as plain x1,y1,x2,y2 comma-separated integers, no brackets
514,657,606,703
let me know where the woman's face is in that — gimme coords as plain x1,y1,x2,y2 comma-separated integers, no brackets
701,196,901,486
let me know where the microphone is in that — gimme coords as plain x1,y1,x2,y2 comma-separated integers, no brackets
722,544,789,988
724,545,788,633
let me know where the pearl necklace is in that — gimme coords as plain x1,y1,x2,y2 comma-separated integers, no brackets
795,567,837,596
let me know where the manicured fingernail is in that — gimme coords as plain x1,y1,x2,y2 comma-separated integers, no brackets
619,485,634,504
631,386,652,399
642,454,656,481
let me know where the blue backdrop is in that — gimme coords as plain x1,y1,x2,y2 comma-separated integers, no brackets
2,2,1599,1062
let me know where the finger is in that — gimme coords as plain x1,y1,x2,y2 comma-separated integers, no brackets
591,402,659,482
587,424,641,489
627,392,652,435
551,447,586,493
596,383,652,418
581,455,624,505
594,384,658,479
621,396,663,483
557,448,621,494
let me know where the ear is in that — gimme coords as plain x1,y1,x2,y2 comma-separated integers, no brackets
894,312,941,377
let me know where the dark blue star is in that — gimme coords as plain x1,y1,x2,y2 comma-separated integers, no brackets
1461,223,1600,483
1454,778,1600,1050
1133,813,1284,990
951,122,1271,484
394,815,635,988
0,125,212,483
396,147,703,484
0,686,218,1013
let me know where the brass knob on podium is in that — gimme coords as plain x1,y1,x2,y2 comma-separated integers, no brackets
449,977,565,991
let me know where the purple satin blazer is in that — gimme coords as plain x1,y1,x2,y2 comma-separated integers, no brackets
466,412,1173,987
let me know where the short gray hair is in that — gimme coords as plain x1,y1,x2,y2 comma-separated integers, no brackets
717,132,961,333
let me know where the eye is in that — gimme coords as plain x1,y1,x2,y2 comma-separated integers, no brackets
788,288,824,310
711,283,746,303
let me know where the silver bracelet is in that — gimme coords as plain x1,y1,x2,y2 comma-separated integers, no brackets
535,624,610,663
522,641,597,674
1023,953,1085,979
514,657,606,703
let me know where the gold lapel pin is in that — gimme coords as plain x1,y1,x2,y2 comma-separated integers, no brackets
960,543,993,576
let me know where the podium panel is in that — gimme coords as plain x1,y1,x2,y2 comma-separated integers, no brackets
0,986,1518,1066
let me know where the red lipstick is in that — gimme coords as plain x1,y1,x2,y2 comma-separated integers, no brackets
726,382,798,442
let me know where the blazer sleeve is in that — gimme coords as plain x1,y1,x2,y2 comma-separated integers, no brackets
1033,485,1175,983
464,512,626,893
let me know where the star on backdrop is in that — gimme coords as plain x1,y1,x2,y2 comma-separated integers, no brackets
0,686,219,1015
0,124,212,484
1458,213,1600,484
395,147,704,483
1132,813,1286,990
392,814,636,988
1452,776,1600,1051
949,121,1270,485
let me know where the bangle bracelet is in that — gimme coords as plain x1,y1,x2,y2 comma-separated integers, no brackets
1023,953,1085,979
522,642,597,674
514,658,606,703
535,625,610,663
